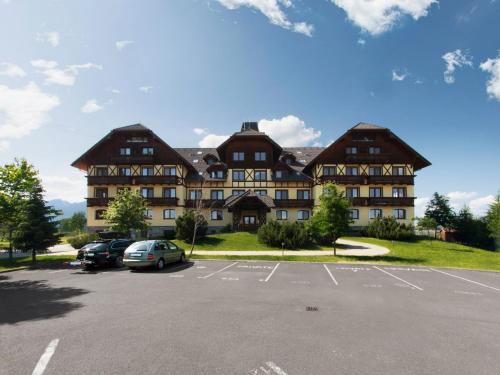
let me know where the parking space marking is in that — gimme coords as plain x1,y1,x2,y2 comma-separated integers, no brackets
431,268,500,292
198,262,238,279
373,266,423,291
263,263,280,282
32,338,59,375
48,270,65,274
323,264,338,286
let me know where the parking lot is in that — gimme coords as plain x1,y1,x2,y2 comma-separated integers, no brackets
1,260,499,375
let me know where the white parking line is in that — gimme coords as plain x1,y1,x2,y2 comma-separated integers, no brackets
32,338,59,375
323,264,338,286
48,270,65,274
263,263,280,282
431,268,500,292
373,266,423,291
198,262,238,279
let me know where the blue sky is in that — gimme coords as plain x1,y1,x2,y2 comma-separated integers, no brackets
0,0,499,216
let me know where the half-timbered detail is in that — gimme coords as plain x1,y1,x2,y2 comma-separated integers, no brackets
72,122,430,235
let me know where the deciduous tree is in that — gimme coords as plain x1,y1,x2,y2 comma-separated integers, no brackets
103,189,149,236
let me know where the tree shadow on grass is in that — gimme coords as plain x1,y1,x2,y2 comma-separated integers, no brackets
194,237,224,247
0,275,89,325
336,255,426,264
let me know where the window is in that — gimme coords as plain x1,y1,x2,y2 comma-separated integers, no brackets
95,209,106,220
346,147,357,154
95,167,108,176
244,216,256,225
211,190,224,200
297,190,310,200
163,209,176,219
232,190,245,196
211,210,223,221
392,166,406,176
275,190,289,200
346,187,360,198
141,167,154,176
275,170,284,179
346,167,359,176
94,188,108,198
210,170,225,179
189,190,202,200
284,158,292,165
255,190,267,196
323,166,336,176
232,170,245,181
297,210,310,220
118,167,131,176
369,209,383,219
255,152,266,161
233,152,244,161
163,188,176,198
349,209,359,220
254,170,267,181
127,137,147,143
141,187,154,198
392,187,407,198
369,167,382,176
369,147,381,154
142,147,154,155
163,167,176,176
144,209,153,219
119,147,131,156
393,209,406,219
276,210,288,220
369,187,383,197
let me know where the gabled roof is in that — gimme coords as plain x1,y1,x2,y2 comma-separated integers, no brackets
216,127,282,155
351,122,387,130
224,190,275,209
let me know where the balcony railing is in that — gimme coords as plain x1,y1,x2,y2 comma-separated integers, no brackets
320,175,366,184
274,199,314,208
368,175,414,185
87,197,179,207
320,175,414,185
349,197,415,207
185,199,225,208
109,155,155,163
87,175,180,185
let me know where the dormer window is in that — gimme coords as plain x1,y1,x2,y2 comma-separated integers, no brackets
120,147,131,156
369,147,381,154
275,170,284,179
285,158,292,165
207,159,214,165
255,152,266,161
142,147,154,155
233,152,244,161
346,147,357,154
210,170,224,179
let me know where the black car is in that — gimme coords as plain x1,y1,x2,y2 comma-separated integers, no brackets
76,239,133,269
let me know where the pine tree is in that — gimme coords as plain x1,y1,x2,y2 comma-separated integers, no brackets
486,194,500,251
424,192,455,228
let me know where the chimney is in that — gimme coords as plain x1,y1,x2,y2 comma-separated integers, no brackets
241,121,259,132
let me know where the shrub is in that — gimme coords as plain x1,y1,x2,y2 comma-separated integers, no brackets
163,230,176,240
175,210,207,242
67,233,98,249
257,220,310,249
366,217,414,241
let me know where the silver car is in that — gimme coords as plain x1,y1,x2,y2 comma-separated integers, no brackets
123,240,186,271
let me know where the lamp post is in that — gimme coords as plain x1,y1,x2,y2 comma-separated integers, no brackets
282,241,285,257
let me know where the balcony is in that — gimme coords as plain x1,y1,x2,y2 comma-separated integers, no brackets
185,199,225,209
320,175,366,184
87,175,179,185
349,197,415,207
87,197,179,207
274,199,314,208
320,175,414,185
368,175,414,185
109,155,155,163
344,153,391,163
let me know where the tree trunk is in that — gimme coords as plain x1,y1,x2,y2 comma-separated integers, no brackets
189,222,198,257
31,249,36,264
333,241,337,256
8,229,13,261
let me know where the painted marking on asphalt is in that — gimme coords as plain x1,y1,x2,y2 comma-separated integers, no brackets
198,262,238,279
323,264,338,286
383,267,431,272
373,266,423,291
431,268,500,292
362,284,382,288
48,270,65,274
237,265,274,270
454,290,483,296
263,263,280,282
220,277,239,281
32,338,59,375
195,266,207,269
290,280,310,284
335,266,371,272
265,361,288,375
168,274,184,278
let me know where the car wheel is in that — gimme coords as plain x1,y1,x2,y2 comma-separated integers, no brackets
180,253,186,263
156,258,165,271
114,256,124,268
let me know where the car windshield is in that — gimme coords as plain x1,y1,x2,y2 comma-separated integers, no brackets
126,241,153,252
84,243,107,251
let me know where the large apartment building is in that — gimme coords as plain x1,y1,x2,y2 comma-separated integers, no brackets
72,122,430,235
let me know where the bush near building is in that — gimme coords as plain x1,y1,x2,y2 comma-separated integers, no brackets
175,210,208,242
366,217,414,241
257,220,309,250
67,233,98,249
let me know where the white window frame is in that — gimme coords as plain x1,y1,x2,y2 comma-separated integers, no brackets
393,209,406,220
276,210,288,220
297,210,310,220
211,210,224,221
144,209,153,219
163,209,176,219
369,209,382,219
349,209,359,220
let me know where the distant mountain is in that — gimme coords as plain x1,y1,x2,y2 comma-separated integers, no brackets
48,199,86,219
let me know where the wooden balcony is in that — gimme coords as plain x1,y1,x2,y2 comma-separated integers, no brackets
87,175,179,185
320,175,414,185
320,175,366,184
349,197,415,207
87,197,179,207
273,199,314,208
109,155,155,163
185,199,225,208
368,175,414,185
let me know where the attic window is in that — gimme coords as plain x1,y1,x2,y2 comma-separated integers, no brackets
193,159,199,163
299,159,306,163
127,137,148,143
197,151,203,155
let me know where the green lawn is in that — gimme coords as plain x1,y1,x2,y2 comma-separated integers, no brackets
0,255,75,272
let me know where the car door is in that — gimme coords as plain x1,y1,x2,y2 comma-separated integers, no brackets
166,241,181,263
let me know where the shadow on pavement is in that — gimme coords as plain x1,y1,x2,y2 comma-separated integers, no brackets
0,275,89,325
129,261,194,274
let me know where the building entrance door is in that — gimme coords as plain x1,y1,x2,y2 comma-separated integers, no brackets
243,216,257,231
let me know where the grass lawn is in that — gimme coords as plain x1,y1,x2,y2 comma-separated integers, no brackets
0,255,75,272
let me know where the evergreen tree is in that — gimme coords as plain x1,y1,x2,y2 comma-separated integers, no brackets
486,194,500,251
424,192,455,228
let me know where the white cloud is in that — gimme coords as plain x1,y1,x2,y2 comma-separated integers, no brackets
139,86,153,93
193,127,208,135
81,99,103,114
0,62,26,77
31,60,102,86
109,88,121,94
41,174,87,203
331,0,438,35
0,82,60,149
357,38,366,45
198,133,230,147
116,40,134,51
469,195,496,216
216,0,314,36
442,49,473,84
36,31,60,47
392,69,408,81
480,55,500,101
259,115,321,146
